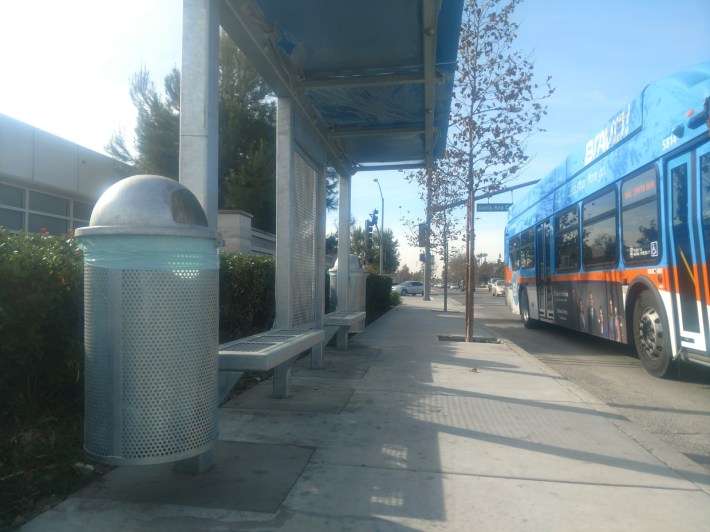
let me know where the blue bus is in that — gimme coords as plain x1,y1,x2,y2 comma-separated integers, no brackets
504,63,710,377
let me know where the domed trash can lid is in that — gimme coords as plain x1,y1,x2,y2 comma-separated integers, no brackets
75,174,214,239
330,254,364,272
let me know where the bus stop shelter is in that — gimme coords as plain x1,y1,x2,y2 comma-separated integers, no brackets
179,0,463,399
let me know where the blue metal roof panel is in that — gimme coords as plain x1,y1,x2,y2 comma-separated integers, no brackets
220,0,464,174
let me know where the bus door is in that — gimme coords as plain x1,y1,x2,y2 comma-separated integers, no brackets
667,148,709,357
536,220,554,320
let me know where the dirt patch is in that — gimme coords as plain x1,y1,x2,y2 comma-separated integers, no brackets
437,335,500,343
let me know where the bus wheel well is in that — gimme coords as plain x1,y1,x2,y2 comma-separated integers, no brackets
624,280,678,378
625,278,660,348
519,285,539,329
625,285,646,348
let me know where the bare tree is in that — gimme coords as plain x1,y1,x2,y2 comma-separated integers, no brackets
408,0,554,339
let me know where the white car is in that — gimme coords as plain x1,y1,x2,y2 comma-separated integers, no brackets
491,279,506,297
392,281,424,296
487,278,502,291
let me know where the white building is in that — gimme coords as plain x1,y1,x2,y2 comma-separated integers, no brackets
0,113,274,254
0,113,130,236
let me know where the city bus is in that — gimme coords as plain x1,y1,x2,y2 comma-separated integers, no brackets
504,63,710,378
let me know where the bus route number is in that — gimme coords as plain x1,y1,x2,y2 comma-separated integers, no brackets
662,133,678,151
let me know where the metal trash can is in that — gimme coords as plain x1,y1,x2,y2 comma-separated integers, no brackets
75,175,219,465
328,254,367,332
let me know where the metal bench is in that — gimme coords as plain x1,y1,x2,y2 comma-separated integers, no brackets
323,310,366,350
218,328,323,400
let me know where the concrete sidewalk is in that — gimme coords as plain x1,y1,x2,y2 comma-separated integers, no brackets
24,297,710,531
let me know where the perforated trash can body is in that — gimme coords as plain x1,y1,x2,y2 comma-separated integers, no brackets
76,175,219,466
329,254,367,332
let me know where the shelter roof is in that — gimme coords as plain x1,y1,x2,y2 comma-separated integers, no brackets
220,0,464,176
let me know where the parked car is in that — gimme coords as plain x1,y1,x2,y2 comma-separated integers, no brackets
392,280,424,296
491,279,506,297
487,278,502,291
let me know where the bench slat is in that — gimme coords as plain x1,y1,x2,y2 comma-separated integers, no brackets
323,311,366,326
219,329,324,372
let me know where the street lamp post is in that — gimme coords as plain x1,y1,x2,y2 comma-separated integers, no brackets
373,178,384,275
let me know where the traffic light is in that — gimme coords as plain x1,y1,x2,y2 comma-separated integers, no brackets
365,220,373,250
371,209,378,227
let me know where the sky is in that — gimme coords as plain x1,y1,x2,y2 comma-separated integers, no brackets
1,0,708,272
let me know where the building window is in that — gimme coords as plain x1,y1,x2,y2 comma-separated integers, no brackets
29,190,69,217
73,201,93,222
28,213,68,235
0,183,25,208
0,208,24,231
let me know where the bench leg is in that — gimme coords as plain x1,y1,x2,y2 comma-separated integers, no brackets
336,326,349,350
272,360,293,398
218,370,244,404
311,342,324,369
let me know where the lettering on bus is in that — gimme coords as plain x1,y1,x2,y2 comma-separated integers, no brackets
661,133,678,151
628,242,659,259
623,177,656,202
568,167,607,199
584,103,631,165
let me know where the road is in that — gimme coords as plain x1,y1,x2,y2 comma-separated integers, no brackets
440,289,710,472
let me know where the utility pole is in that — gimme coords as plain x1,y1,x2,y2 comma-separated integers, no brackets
423,169,432,301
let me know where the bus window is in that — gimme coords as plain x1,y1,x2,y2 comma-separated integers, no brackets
520,227,535,268
555,205,579,271
509,235,520,270
582,188,618,268
621,168,660,264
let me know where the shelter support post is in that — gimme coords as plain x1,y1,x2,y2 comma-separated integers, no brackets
337,174,351,311
179,0,219,229
175,0,220,474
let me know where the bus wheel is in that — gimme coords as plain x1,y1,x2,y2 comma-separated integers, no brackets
633,290,677,378
520,289,539,329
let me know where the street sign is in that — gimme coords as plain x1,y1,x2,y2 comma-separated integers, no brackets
477,203,512,212
418,223,427,246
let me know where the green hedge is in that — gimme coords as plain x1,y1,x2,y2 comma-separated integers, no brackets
0,235,395,414
219,253,275,342
366,273,393,324
0,230,84,416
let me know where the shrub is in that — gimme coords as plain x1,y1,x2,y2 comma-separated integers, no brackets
365,273,393,323
0,230,84,417
219,253,275,342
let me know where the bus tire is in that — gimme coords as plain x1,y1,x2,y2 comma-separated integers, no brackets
520,289,539,329
632,290,677,378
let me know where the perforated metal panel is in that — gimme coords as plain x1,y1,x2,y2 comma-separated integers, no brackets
83,264,218,465
292,153,317,327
